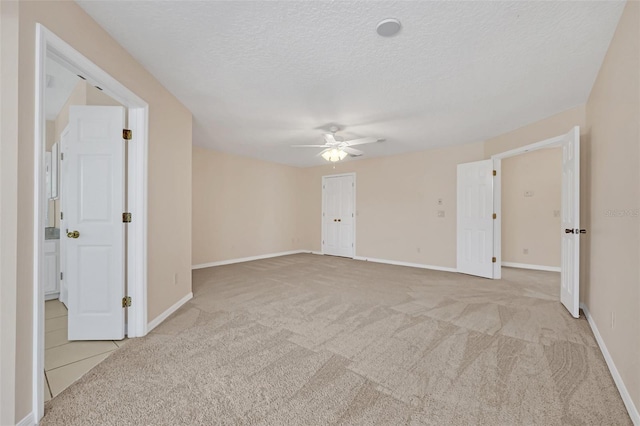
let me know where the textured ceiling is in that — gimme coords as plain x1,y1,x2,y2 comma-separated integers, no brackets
77,1,624,167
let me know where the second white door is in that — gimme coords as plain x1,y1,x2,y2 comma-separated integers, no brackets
322,174,355,258
457,159,494,278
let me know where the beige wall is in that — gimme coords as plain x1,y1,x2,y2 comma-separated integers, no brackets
484,105,587,157
5,1,193,422
0,1,20,424
192,141,484,270
299,142,485,268
585,0,639,412
502,148,562,267
45,120,55,151
192,146,304,265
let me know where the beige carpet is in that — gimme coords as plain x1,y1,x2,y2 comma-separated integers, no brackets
42,254,630,425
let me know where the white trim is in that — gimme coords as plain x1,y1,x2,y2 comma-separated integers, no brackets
491,134,566,160
580,303,640,425
192,250,309,269
16,412,35,426
354,256,457,273
501,262,561,272
492,158,502,279
310,251,323,255
490,126,578,283
321,172,356,258
147,292,193,332
33,24,149,423
125,107,149,338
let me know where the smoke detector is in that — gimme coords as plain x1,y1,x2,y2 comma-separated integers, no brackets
376,19,402,37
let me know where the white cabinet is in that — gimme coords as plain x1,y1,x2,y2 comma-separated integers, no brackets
44,240,60,300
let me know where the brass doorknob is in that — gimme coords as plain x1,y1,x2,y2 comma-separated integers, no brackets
334,219,337,222
338,219,341,222
67,230,80,239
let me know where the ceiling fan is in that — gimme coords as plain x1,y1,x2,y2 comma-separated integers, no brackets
292,127,384,162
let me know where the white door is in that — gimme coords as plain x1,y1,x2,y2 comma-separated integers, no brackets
322,174,355,257
457,159,494,278
560,126,580,318
63,106,126,340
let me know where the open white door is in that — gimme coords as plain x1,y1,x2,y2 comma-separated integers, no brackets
63,106,126,340
560,126,581,318
457,160,494,278
322,174,355,258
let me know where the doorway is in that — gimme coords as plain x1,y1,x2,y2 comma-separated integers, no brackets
492,126,581,318
42,60,130,400
456,127,581,318
34,24,149,421
322,173,356,257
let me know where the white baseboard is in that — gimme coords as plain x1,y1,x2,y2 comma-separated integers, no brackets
192,250,310,270
502,262,561,272
147,292,193,333
16,412,34,426
44,292,59,301
310,251,323,255
580,303,639,425
353,256,457,273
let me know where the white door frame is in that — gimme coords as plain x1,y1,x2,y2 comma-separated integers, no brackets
321,172,356,258
491,126,579,280
34,24,149,421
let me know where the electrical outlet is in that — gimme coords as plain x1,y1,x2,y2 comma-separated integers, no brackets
437,210,445,218
437,198,443,205
523,248,529,255
553,210,560,217
524,190,534,197
417,247,421,253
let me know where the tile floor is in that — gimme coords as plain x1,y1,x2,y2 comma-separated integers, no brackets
44,299,127,401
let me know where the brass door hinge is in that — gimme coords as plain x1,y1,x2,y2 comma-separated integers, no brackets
493,213,497,219
493,170,497,176
122,212,132,223
122,296,132,308
123,129,132,140
492,257,497,263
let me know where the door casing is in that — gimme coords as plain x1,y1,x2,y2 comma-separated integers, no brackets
33,24,149,422
491,127,580,298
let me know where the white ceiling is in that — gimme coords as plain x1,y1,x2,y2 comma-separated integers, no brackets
77,1,625,167
46,58,80,121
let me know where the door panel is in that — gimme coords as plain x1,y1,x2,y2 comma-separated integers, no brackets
457,160,494,278
65,106,126,340
322,175,355,257
560,126,580,318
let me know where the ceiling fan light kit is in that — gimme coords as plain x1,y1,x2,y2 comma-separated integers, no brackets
292,126,384,163
321,148,348,162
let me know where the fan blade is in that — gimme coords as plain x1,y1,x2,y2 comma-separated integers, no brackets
343,137,383,146
342,146,363,156
323,133,337,144
291,144,329,148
